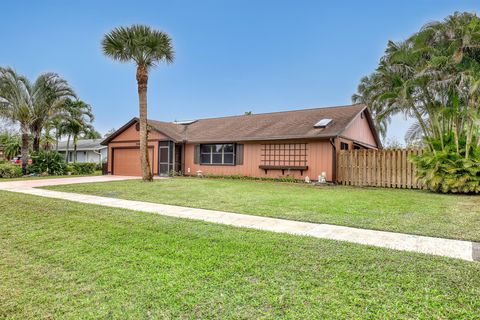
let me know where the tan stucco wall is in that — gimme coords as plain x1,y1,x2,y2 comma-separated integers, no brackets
107,123,170,175
183,140,334,181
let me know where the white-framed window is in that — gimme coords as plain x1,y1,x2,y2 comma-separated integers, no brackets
200,144,235,165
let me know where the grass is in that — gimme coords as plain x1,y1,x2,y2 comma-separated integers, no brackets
1,190,479,319
0,170,102,182
45,177,480,241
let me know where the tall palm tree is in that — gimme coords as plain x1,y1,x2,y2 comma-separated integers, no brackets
102,25,174,181
30,73,75,152
352,12,480,153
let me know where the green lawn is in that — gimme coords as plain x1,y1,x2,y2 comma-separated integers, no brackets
1,190,479,319
45,177,480,241
0,171,102,182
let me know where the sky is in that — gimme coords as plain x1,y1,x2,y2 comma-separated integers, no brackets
1,0,479,143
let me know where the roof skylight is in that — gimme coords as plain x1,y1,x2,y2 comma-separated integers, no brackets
314,118,333,128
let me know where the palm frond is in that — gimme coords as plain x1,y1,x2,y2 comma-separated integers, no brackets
102,24,174,68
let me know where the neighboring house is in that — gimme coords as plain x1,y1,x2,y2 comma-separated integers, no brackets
102,104,381,181
56,139,107,164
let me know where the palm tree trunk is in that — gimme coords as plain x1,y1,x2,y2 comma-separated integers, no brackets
136,65,153,181
411,106,433,151
65,134,71,162
73,135,78,163
453,122,459,154
32,130,41,152
20,122,29,175
55,127,60,151
465,103,474,160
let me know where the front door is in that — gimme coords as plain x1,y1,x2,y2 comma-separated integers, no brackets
159,141,183,176
159,141,171,176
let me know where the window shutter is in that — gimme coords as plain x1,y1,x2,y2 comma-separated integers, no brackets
194,144,200,164
236,144,244,165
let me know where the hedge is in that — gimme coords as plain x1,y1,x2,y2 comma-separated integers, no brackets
68,162,97,175
0,163,22,178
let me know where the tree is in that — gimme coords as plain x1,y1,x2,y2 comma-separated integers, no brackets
0,68,35,174
102,25,174,181
60,99,94,163
0,68,75,174
29,73,75,152
382,137,404,149
352,12,480,193
0,131,20,160
104,128,117,138
353,12,480,153
83,129,102,139
40,126,56,151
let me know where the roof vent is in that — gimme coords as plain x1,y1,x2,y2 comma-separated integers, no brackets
314,118,332,128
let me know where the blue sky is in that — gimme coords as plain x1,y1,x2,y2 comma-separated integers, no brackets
1,1,479,142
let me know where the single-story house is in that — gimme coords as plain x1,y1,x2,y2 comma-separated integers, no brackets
102,104,381,181
56,139,108,164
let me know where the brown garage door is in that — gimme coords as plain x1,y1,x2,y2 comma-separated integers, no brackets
113,147,154,176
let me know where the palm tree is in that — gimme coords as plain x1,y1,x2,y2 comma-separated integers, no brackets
0,68,35,174
61,99,94,163
352,12,480,153
40,125,56,151
83,129,102,139
102,25,174,181
0,68,75,174
29,73,75,152
0,132,20,160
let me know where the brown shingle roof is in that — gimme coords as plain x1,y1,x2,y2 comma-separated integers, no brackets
147,120,186,141
103,104,380,145
179,104,367,142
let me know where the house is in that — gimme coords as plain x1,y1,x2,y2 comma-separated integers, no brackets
56,139,108,164
102,104,381,181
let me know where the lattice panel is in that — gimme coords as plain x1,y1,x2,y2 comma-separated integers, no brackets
261,143,308,167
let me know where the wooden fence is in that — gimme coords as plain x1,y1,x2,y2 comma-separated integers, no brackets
337,149,423,189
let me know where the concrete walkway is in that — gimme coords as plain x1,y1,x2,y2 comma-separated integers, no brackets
1,176,478,262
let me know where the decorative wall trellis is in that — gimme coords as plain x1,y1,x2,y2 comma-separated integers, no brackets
337,149,423,189
260,143,308,167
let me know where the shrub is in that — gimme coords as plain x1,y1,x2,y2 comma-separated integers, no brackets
0,163,22,178
200,173,302,183
29,150,67,175
411,135,480,193
95,162,103,171
70,162,96,175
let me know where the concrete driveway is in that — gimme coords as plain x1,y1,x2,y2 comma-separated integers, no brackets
0,175,139,189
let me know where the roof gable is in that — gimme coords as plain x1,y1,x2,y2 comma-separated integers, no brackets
338,108,382,148
101,118,182,145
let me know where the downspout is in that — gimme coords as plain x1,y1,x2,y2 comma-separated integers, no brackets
92,149,102,164
329,137,337,184
182,139,187,175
